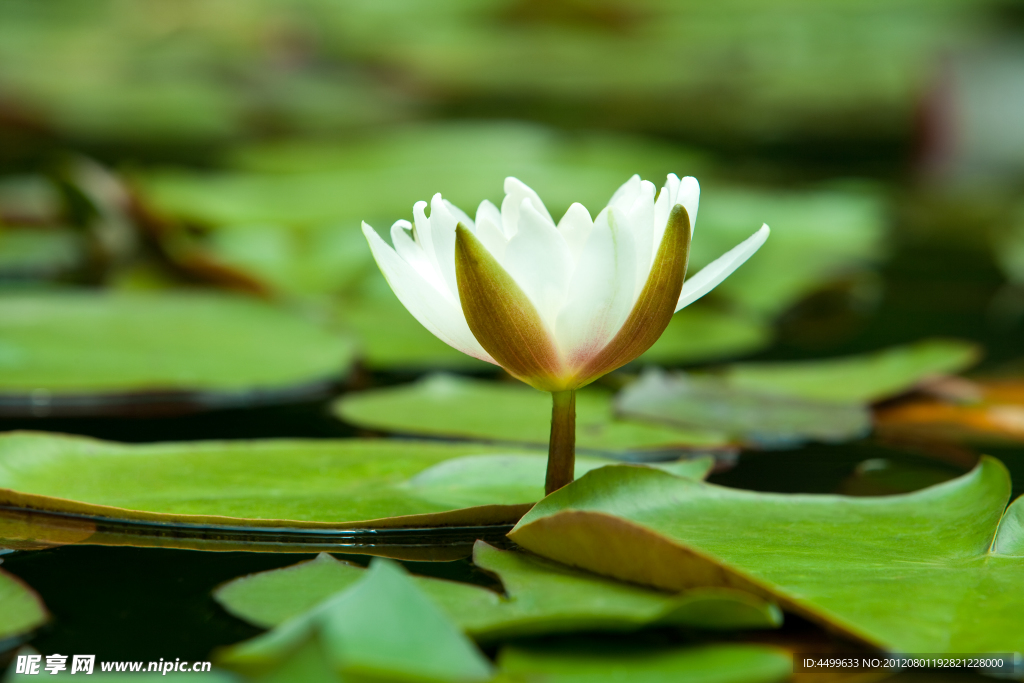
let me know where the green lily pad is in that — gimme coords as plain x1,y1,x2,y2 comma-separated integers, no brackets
510,458,1024,654
140,122,705,230
0,228,85,281
403,453,713,510
334,374,729,454
722,339,981,404
0,572,48,640
635,306,772,366
617,370,871,448
496,642,791,683
0,291,356,414
201,222,375,298
690,186,886,317
216,541,780,642
0,432,576,550
218,558,494,682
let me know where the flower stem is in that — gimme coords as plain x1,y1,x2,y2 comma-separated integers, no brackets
545,389,576,495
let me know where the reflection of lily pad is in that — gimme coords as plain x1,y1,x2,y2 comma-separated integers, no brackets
0,572,48,640
617,370,871,448
215,541,780,642
722,339,980,403
511,458,1024,653
334,374,729,453
635,306,771,366
0,432,571,551
0,291,356,415
497,642,791,683
218,559,493,682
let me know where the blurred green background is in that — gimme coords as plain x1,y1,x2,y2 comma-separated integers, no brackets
1,0,1022,378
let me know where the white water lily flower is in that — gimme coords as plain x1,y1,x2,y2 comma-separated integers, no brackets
362,174,768,392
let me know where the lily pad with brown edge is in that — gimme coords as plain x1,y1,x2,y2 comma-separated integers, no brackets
721,339,981,404
0,432,701,557
217,558,494,682
333,374,730,455
495,641,792,683
509,458,1024,654
215,540,780,642
0,290,357,417
0,572,48,642
616,369,871,448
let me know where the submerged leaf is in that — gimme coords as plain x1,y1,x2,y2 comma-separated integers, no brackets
510,458,1024,653
215,541,781,642
334,374,728,453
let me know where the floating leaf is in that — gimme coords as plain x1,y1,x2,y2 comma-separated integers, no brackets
497,642,791,683
215,541,780,642
722,339,980,404
0,291,356,415
0,432,568,552
617,370,871,448
0,228,86,282
510,458,1024,653
334,374,728,453
218,558,493,682
875,378,1024,445
635,306,772,366
0,571,48,640
142,122,705,230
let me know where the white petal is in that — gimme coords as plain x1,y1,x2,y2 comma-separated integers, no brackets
653,173,682,250
444,199,474,231
676,224,769,311
557,202,594,264
676,176,700,234
362,222,494,363
475,199,502,230
412,200,435,260
470,199,508,260
428,193,459,300
501,177,553,238
555,206,637,364
390,220,448,295
627,180,656,294
608,174,641,211
502,198,573,330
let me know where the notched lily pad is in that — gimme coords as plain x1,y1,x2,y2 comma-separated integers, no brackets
0,291,357,416
617,369,871,448
334,374,729,454
215,541,781,643
217,558,493,682
510,458,1024,654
